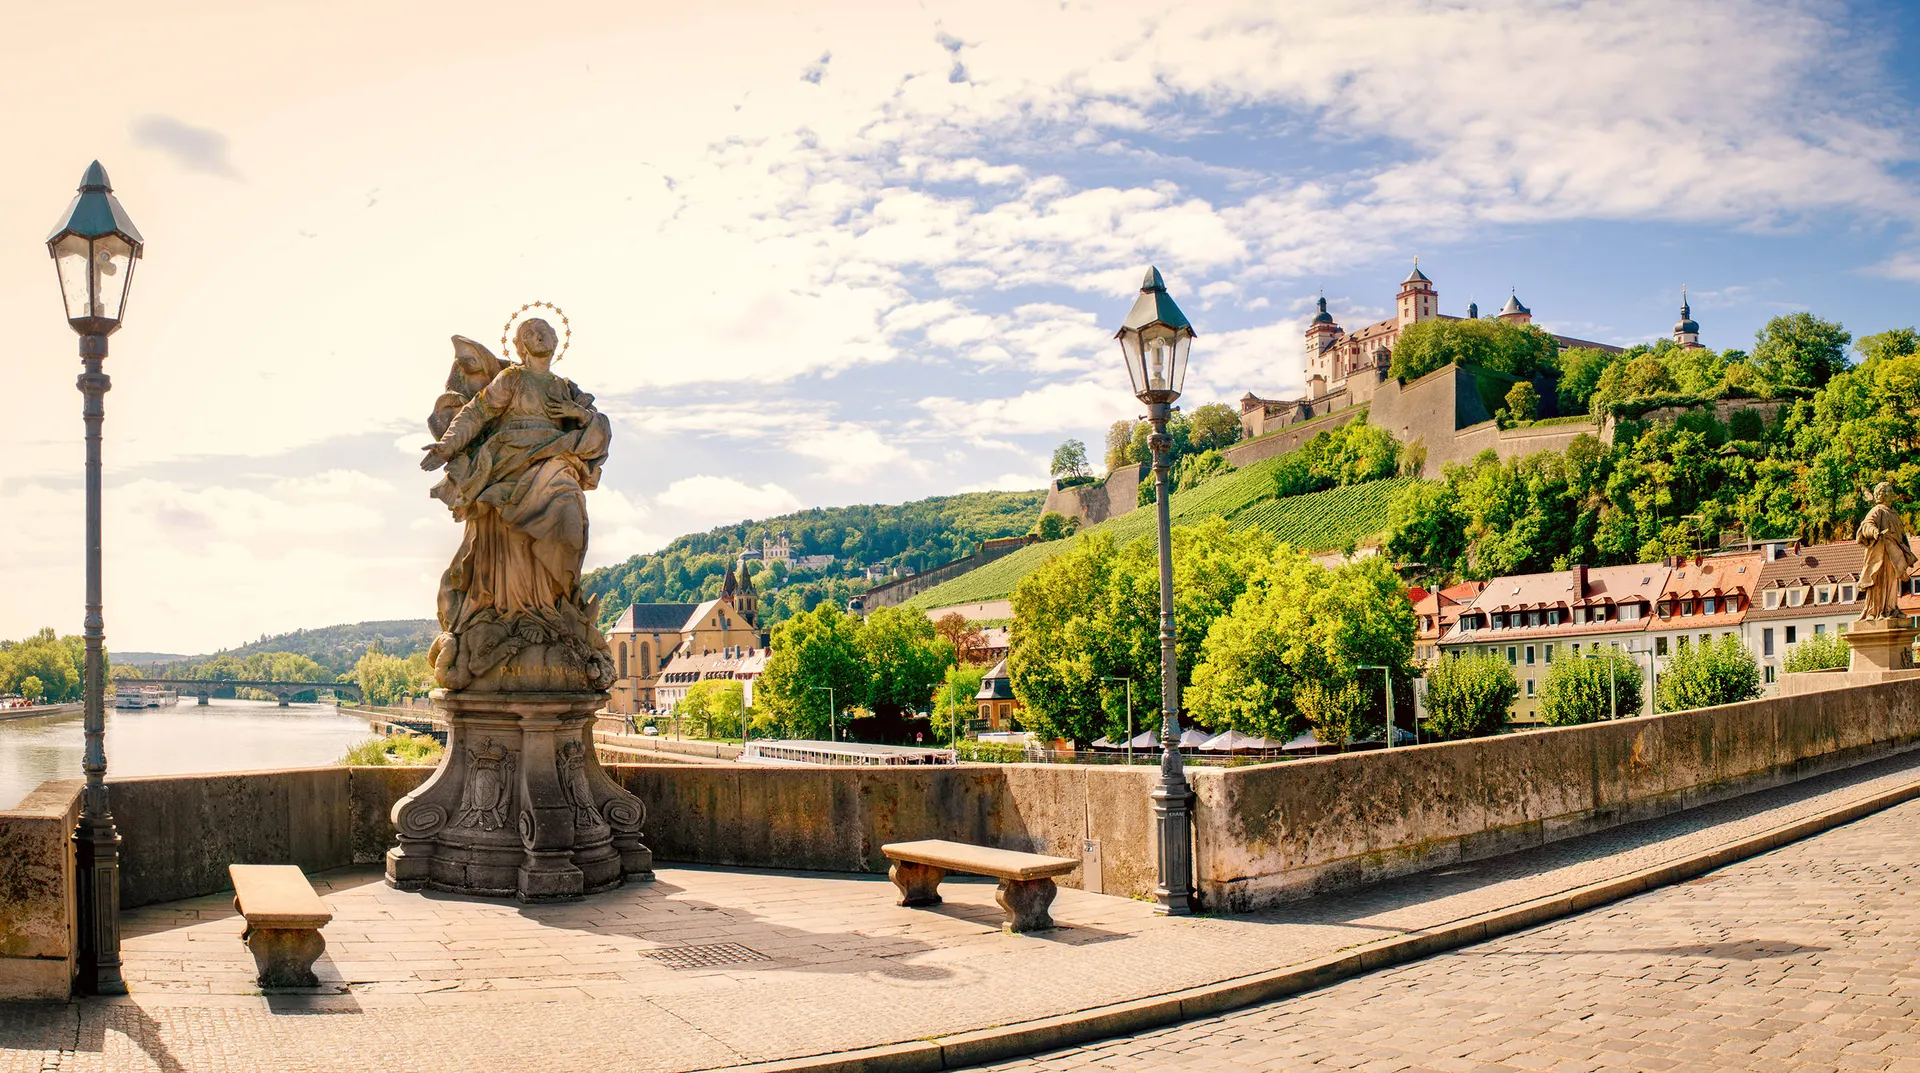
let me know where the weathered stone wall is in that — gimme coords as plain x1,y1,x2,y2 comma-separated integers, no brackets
1222,406,1370,469
607,763,1159,895
1039,467,1144,530
1191,678,1920,912
113,769,356,908
0,779,81,1000
861,537,1042,610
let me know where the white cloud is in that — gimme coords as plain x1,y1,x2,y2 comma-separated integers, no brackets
654,476,804,528
789,425,914,482
918,378,1141,442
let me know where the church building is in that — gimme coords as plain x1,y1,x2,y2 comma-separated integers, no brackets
606,562,764,714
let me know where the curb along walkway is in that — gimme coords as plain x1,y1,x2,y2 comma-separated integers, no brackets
6,749,1920,1073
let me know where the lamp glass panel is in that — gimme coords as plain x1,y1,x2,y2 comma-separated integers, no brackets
52,234,92,322
1145,335,1172,392
1170,332,1191,395
91,234,135,323
1118,331,1145,395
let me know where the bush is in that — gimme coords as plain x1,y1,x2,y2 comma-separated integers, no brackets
1657,634,1762,712
954,740,1027,763
1035,511,1070,541
340,733,444,766
1422,652,1516,740
1538,648,1643,726
1784,631,1849,673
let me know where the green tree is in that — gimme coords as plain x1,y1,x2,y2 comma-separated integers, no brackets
1185,551,1412,742
1186,402,1242,451
858,606,954,722
1752,312,1851,391
756,603,867,738
1557,347,1624,414
1050,439,1089,480
1504,380,1539,424
932,662,986,741
1537,648,1643,726
1271,416,1401,497
1783,631,1849,673
678,679,746,738
1856,327,1919,365
1008,519,1275,744
18,676,44,704
1035,511,1069,541
1422,652,1515,740
0,629,83,703
1656,634,1762,712
1297,680,1373,751
1389,317,1559,381
355,648,426,706
1104,419,1138,472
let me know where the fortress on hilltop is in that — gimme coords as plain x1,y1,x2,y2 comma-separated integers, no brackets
1041,264,1710,528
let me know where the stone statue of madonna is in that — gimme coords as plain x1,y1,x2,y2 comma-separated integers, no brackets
387,311,650,902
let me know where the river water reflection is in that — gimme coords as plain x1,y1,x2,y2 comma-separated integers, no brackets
0,698,379,810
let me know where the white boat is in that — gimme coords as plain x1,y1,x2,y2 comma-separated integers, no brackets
112,688,179,710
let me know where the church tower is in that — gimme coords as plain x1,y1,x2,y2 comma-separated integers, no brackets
736,562,759,628
1674,287,1701,349
1304,294,1339,397
1397,260,1437,327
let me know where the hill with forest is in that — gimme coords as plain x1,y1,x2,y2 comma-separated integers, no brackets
145,619,438,679
581,489,1046,630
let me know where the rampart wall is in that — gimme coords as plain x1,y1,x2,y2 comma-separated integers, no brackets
1038,466,1144,530
860,535,1040,610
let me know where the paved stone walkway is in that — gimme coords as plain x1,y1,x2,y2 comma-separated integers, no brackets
980,794,1920,1073
3,749,1920,1071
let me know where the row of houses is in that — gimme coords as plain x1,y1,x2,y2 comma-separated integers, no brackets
1416,538,1920,722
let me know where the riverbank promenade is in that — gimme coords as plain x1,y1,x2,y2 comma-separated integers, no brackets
5,748,1920,1072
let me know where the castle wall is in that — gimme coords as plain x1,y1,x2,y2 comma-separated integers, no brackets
1038,466,1143,530
861,535,1041,611
1223,405,1370,469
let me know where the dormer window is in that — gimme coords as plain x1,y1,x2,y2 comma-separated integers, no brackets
1682,599,1695,616
1548,609,1560,625
1703,597,1716,615
1842,584,1856,603
1764,590,1779,610
1529,611,1541,627
1815,585,1832,605
1788,588,1805,607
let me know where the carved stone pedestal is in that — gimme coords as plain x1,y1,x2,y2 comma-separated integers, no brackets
386,690,652,901
1846,621,1919,675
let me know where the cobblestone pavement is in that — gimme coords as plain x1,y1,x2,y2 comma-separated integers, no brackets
980,795,1920,1073
4,750,1920,1072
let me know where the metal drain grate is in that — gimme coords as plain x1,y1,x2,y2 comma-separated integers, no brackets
643,943,773,970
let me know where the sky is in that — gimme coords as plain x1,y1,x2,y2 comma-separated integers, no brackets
2,0,1919,655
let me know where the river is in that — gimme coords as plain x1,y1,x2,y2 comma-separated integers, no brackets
0,698,381,810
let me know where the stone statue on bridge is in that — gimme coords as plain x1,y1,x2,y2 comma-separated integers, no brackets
388,312,651,902
1842,481,1920,675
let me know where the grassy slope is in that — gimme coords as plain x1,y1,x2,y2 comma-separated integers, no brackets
903,450,1416,609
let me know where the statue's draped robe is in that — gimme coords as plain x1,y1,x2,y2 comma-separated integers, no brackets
430,366,611,630
1856,502,1917,620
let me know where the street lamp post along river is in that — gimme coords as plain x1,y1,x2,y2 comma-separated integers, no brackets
47,161,144,996
1115,266,1196,916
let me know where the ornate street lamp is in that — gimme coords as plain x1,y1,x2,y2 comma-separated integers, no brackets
47,161,143,995
1115,266,1195,915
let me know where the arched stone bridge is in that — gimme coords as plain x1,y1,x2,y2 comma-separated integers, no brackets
114,678,364,707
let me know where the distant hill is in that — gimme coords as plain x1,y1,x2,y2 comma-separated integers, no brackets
153,619,438,678
114,652,192,666
582,489,1046,630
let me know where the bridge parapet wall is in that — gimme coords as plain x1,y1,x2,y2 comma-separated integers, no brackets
6,678,1920,997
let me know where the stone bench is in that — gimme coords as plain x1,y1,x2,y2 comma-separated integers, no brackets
881,839,1079,933
228,864,332,987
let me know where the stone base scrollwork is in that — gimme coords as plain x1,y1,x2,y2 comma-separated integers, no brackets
386,690,653,901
